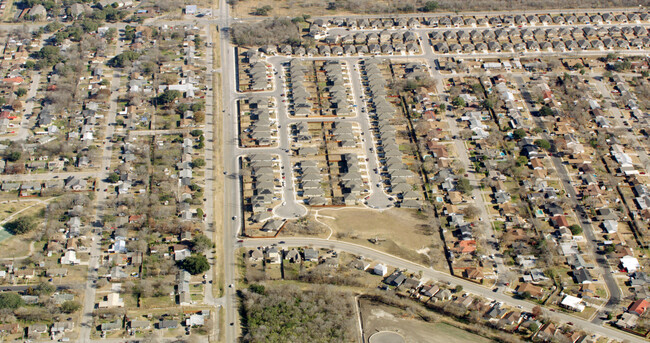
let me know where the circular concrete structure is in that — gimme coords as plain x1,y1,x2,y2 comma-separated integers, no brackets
369,331,405,343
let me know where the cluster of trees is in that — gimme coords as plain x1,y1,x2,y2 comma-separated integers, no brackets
0,285,82,323
29,45,64,69
4,216,37,235
242,284,355,343
108,51,141,68
179,254,209,275
252,5,272,15
456,177,472,194
231,18,301,46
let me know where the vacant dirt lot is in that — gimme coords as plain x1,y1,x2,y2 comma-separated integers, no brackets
316,208,447,270
360,299,494,343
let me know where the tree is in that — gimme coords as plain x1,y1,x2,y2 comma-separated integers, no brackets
190,129,203,137
534,139,551,151
249,284,265,294
454,285,463,293
180,254,209,275
190,102,205,112
191,234,213,252
456,178,472,194
0,293,24,309
194,112,205,123
15,88,27,97
451,96,466,108
5,216,36,235
107,172,120,183
512,129,527,140
537,105,553,117
521,291,531,299
108,51,140,68
531,305,543,318
191,158,205,169
6,151,21,162
422,1,439,11
252,5,272,16
480,98,494,111
61,300,81,313
462,205,480,219
156,90,181,105
569,224,583,235
36,282,56,295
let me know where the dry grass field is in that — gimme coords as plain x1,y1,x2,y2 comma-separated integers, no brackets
314,207,447,269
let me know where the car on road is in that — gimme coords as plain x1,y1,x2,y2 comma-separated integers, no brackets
237,240,243,243
232,216,237,220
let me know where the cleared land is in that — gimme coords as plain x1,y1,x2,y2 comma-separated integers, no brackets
312,208,446,269
361,299,494,343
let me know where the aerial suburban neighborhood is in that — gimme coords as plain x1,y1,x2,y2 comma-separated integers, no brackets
0,0,648,341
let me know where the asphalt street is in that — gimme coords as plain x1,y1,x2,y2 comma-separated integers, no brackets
514,75,624,318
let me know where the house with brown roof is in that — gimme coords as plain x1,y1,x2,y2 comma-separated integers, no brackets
515,283,544,299
463,267,484,282
551,215,569,228
452,240,476,254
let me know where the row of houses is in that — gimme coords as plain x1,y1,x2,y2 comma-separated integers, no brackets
430,25,647,43
361,59,419,209
309,12,650,31
337,153,364,206
322,61,352,116
248,154,279,217
287,60,312,116
244,97,275,146
243,60,271,92
0,176,89,195
436,40,649,56
297,160,325,206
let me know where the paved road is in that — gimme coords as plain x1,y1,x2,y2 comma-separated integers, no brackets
443,110,509,283
514,75,623,316
351,60,399,209
216,0,241,339
79,37,124,343
239,236,645,343
5,73,41,142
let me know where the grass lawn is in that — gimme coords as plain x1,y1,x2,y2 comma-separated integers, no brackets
140,295,175,309
0,230,37,259
0,200,42,223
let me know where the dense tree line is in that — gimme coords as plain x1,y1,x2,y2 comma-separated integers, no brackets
231,18,301,47
241,284,355,343
232,0,644,14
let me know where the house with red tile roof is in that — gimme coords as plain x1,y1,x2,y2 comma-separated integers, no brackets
629,299,649,315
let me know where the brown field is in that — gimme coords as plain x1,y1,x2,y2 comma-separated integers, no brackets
315,207,447,269
0,229,38,259
360,299,494,343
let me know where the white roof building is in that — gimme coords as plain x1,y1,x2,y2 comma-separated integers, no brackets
560,295,585,312
374,264,388,276
621,255,640,273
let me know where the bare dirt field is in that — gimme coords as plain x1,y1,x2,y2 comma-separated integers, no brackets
360,299,494,343
313,207,447,270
